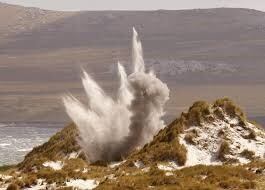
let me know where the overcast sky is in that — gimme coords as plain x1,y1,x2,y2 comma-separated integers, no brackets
1,0,265,12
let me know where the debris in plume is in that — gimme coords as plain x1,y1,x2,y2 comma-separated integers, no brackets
62,28,169,162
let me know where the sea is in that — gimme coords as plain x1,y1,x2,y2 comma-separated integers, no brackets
0,123,63,166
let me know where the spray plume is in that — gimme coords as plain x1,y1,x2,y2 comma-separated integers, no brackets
62,28,169,162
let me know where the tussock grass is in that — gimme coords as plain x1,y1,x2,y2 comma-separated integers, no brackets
18,123,80,171
97,163,262,190
213,98,245,119
37,168,68,184
6,184,19,190
10,98,264,189
218,141,231,162
187,101,211,126
240,149,256,160
0,165,15,173
244,129,256,140
128,117,187,166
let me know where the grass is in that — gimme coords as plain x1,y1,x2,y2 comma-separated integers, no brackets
128,117,187,166
213,98,245,119
6,184,19,190
8,97,263,189
186,101,211,126
96,162,264,190
37,168,68,184
124,98,263,168
217,141,231,162
184,129,198,145
0,165,15,172
18,123,81,171
240,149,256,160
244,129,257,140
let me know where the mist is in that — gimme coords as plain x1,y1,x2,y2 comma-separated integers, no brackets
62,28,169,162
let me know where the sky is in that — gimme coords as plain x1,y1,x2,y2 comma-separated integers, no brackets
1,0,265,12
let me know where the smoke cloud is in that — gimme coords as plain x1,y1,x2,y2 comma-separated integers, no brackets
62,28,169,162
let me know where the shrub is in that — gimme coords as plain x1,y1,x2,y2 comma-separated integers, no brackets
240,150,255,160
7,184,19,190
63,158,87,173
184,133,197,145
0,165,15,172
37,168,68,184
14,180,24,188
244,130,256,140
19,123,80,171
241,181,256,189
218,141,231,161
148,166,164,176
23,175,37,188
187,101,210,126
217,129,225,137
214,107,225,120
219,179,241,189
150,140,187,166
213,98,245,119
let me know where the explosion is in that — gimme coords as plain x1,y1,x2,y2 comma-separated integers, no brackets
62,28,169,162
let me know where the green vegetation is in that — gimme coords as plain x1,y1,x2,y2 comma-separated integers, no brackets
240,150,256,160
128,117,187,166
244,129,257,140
0,165,15,172
213,98,247,127
124,98,263,167
218,141,231,162
186,101,211,126
3,97,262,189
6,184,19,190
97,163,265,190
18,123,81,171
184,129,198,145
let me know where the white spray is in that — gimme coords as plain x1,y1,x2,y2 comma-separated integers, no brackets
62,28,169,162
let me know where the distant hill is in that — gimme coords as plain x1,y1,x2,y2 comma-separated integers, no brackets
1,2,265,123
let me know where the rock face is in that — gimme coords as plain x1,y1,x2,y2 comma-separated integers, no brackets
130,98,265,167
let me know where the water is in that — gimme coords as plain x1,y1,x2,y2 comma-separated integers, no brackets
0,123,63,166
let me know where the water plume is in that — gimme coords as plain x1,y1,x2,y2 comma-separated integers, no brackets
62,28,169,162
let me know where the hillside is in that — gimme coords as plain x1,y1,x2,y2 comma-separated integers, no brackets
0,98,264,189
1,3,265,122
18,123,80,171
129,98,265,168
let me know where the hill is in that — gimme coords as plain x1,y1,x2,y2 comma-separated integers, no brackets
0,98,264,189
128,98,265,168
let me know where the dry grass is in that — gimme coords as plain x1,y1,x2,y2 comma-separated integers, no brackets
213,98,245,119
244,129,257,140
9,98,264,189
240,150,256,160
186,101,211,126
96,163,263,190
184,129,198,145
18,123,80,171
125,98,262,168
0,165,15,172
217,141,231,162
37,169,67,184
128,117,187,166
6,184,19,190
